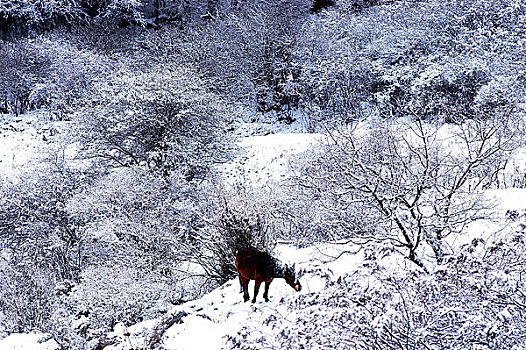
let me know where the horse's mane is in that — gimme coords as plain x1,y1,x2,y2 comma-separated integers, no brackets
237,246,288,278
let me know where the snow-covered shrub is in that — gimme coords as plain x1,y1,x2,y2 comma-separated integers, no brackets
36,38,116,119
295,0,526,124
474,76,521,115
191,184,279,285
60,166,207,337
229,233,526,349
0,0,82,34
0,39,53,116
0,157,84,334
82,0,143,20
66,166,196,276
0,37,114,120
75,62,233,179
294,5,381,127
0,0,148,34
69,266,171,329
180,0,309,113
409,61,490,122
0,259,57,333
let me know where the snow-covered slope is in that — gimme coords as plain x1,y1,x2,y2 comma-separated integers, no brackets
220,132,322,186
97,241,375,350
80,131,526,349
1,240,367,350
2,115,526,349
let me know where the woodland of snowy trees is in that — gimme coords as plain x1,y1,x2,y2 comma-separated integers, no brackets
1,0,526,349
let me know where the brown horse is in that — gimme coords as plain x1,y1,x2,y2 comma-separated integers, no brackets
235,247,302,303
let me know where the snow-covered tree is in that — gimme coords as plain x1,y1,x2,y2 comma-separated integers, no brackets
292,113,523,270
179,0,309,113
75,62,234,180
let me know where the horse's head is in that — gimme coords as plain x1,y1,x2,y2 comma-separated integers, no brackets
284,264,302,292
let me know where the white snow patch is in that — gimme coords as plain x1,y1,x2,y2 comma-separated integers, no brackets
447,188,526,248
0,333,60,350
0,112,60,181
220,133,323,186
0,127,42,179
162,314,228,350
487,188,526,214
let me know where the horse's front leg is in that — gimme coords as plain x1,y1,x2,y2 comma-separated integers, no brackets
238,274,244,293
263,279,273,302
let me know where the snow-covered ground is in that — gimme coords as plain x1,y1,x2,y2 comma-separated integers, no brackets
220,132,322,187
0,112,66,182
0,114,47,180
87,241,379,350
84,209,524,349
0,332,60,350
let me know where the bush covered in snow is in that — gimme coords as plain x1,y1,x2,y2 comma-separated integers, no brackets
0,156,83,334
229,232,526,349
190,184,283,285
290,113,523,271
74,62,233,179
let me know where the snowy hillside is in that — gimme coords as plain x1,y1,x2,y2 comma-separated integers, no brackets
4,210,525,350
3,1,526,348
0,240,372,349
97,242,366,350
220,132,322,186
0,113,328,349
99,207,526,350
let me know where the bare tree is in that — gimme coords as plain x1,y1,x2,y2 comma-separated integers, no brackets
294,111,523,271
187,184,277,285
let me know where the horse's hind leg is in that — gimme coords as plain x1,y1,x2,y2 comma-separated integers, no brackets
263,280,272,302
